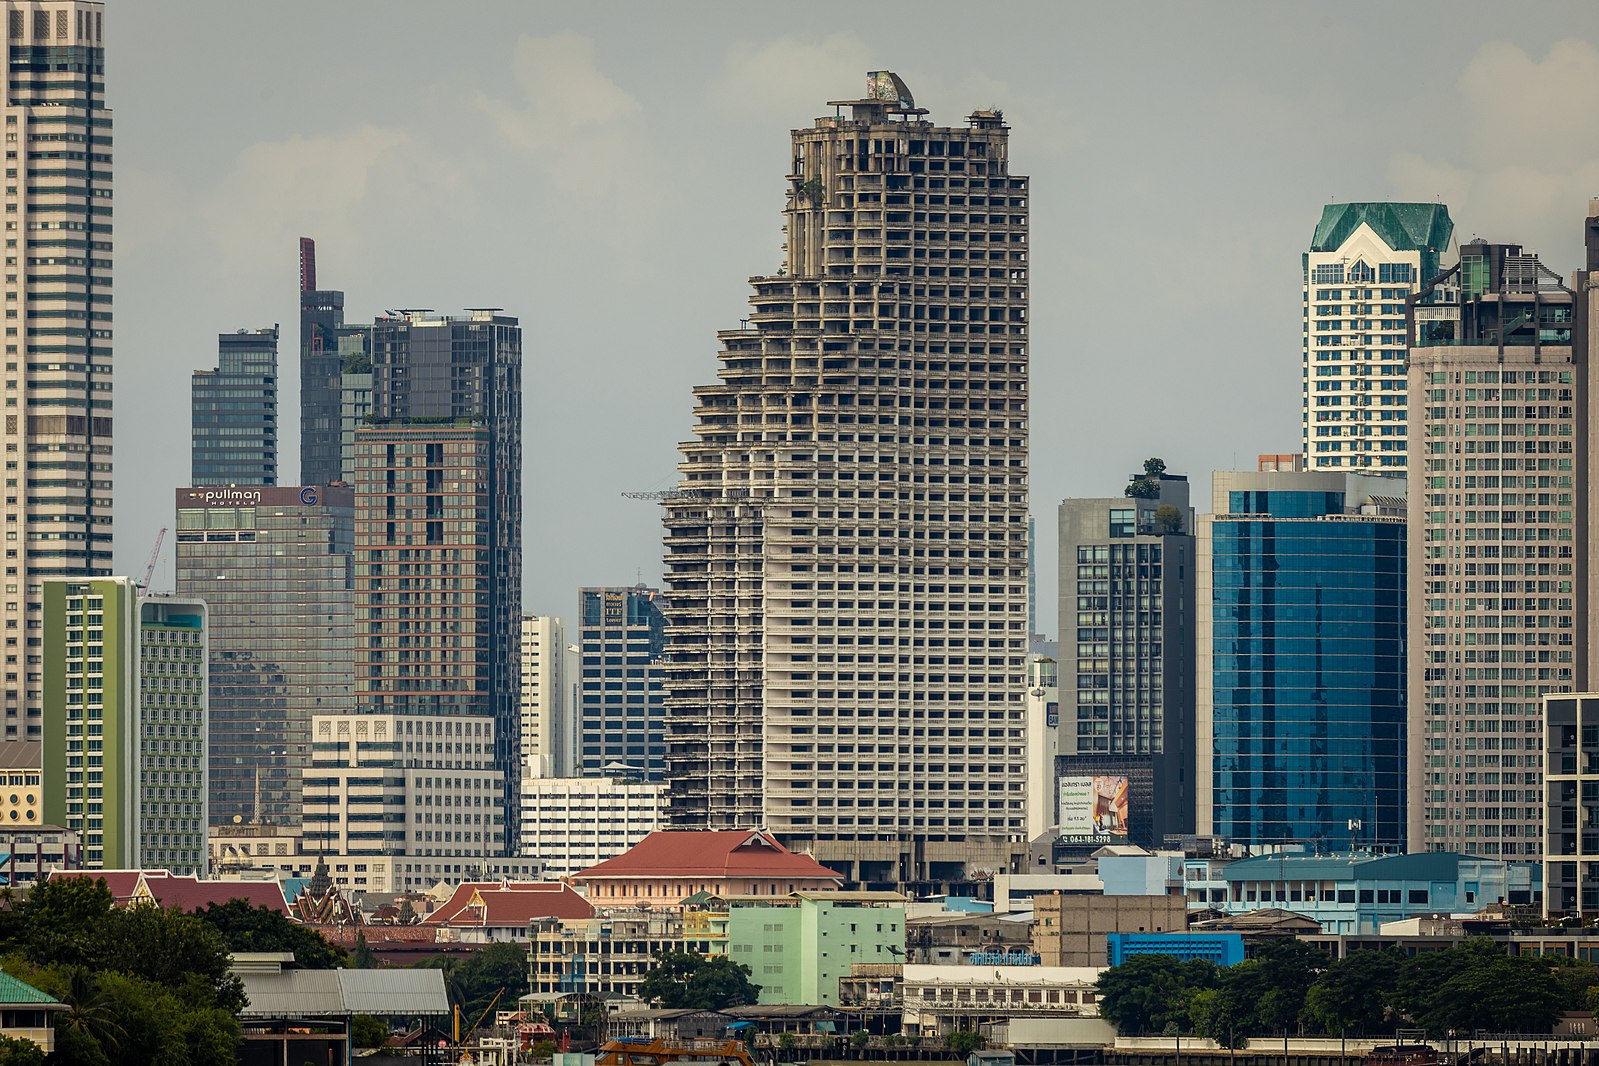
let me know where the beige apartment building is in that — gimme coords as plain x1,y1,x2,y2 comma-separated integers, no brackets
660,72,1030,883
1407,227,1593,860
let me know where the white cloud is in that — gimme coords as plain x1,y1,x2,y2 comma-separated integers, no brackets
197,124,457,283
1389,38,1599,260
716,33,875,121
475,32,660,222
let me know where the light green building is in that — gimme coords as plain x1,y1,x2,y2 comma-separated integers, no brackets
727,891,905,1006
42,578,208,873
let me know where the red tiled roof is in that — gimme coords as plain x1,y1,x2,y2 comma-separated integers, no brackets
47,870,287,914
574,831,842,882
422,882,594,927
47,870,143,902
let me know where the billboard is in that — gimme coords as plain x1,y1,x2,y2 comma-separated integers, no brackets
1058,775,1130,842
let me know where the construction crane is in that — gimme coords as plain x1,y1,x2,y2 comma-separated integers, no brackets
136,527,167,592
454,986,506,1046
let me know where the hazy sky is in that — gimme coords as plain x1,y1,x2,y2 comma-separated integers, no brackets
117,1,1599,630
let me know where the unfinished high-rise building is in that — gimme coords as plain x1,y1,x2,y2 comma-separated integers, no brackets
662,72,1030,884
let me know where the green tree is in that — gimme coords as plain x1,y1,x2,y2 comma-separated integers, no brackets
352,1014,390,1048
1250,939,1324,1031
44,966,123,1061
1096,954,1216,1034
93,903,245,1013
944,1030,981,1055
1152,504,1184,534
637,950,760,1010
1143,457,1167,478
351,929,376,969
0,1034,45,1066
193,899,348,969
1303,950,1404,1035
15,876,113,967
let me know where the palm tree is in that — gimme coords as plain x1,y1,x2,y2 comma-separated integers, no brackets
55,966,123,1058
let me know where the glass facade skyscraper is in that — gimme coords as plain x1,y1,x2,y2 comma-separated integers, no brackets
191,326,278,487
1198,465,1407,850
174,485,354,828
578,587,666,779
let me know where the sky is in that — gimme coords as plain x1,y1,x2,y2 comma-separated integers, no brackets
116,1,1599,631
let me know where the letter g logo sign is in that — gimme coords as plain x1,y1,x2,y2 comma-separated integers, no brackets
300,487,319,505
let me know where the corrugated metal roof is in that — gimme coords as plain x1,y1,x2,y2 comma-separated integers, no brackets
240,969,448,1018
0,970,58,1005
1219,852,1461,883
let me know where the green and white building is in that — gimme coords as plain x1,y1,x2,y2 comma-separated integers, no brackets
726,891,905,1005
41,578,208,873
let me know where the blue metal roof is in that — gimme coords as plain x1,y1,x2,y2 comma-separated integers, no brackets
1220,852,1462,883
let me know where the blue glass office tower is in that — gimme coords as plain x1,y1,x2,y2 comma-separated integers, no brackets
192,327,278,486
578,586,667,780
1198,464,1406,850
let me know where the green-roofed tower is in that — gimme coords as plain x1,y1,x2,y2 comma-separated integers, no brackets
1302,201,1453,476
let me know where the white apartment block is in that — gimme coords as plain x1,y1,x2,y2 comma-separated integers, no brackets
1407,237,1586,860
1303,203,1452,476
661,73,1030,882
519,775,663,877
303,711,503,859
2,3,112,737
520,614,573,778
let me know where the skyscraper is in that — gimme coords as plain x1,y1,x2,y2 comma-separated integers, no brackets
662,73,1029,883
1,3,112,738
1197,463,1407,851
355,309,522,851
191,326,278,487
1303,203,1452,475
299,237,346,488
520,614,573,779
41,578,208,874
1409,234,1586,859
174,485,354,829
1055,469,1195,847
577,586,666,779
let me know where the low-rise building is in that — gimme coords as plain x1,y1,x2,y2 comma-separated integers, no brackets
900,964,1102,1037
571,830,842,908
528,908,683,1002
726,891,905,1005
519,775,663,877
421,880,593,943
1192,852,1539,934
906,911,1036,964
0,971,63,1054
1032,893,1188,967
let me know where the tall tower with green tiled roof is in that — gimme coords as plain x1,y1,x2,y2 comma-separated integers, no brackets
1303,202,1453,476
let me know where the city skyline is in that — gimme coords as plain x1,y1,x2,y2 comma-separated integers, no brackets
111,3,1599,616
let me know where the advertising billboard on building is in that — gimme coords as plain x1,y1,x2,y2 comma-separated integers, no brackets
1058,775,1130,843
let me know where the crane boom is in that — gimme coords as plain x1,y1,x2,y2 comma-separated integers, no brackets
138,527,168,592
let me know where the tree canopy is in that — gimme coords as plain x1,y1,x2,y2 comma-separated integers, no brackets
1098,938,1586,1039
0,876,245,1063
193,899,348,969
638,950,760,1010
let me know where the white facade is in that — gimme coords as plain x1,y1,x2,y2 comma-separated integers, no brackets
4,2,113,735
520,615,573,778
1024,655,1059,840
1303,205,1452,475
519,775,663,876
900,964,1103,1036
303,711,502,859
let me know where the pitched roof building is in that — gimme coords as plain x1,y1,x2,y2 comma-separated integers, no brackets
572,830,842,908
48,870,288,913
423,881,594,941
